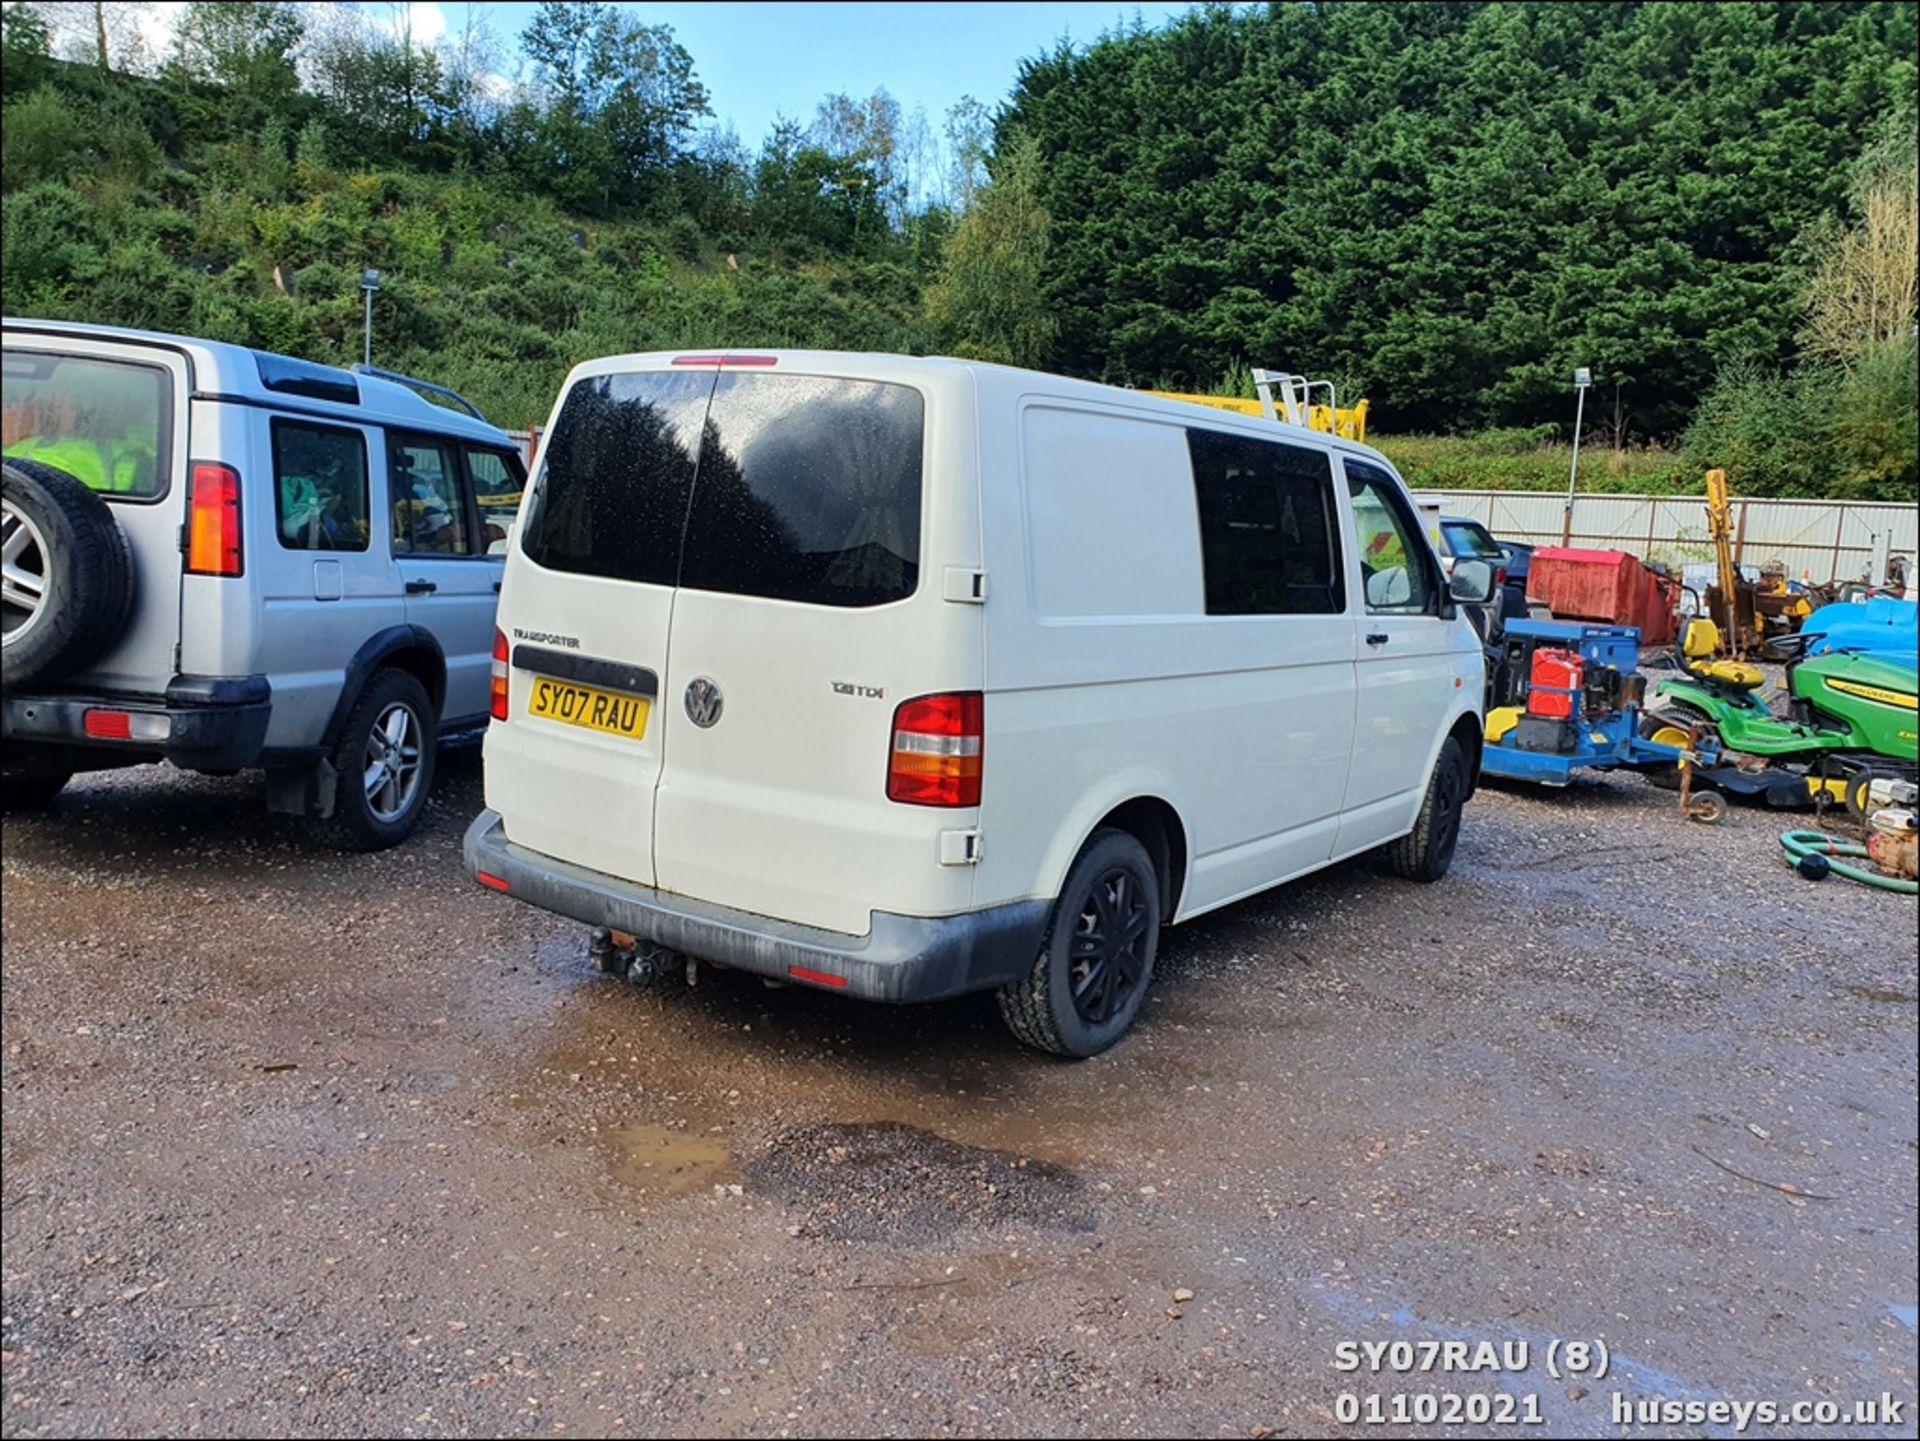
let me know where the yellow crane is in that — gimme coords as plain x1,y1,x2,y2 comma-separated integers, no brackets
1147,369,1370,442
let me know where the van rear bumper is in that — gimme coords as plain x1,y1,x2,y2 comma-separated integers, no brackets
1,676,272,772
464,810,1049,1004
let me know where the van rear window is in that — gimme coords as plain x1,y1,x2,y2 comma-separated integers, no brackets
521,369,924,608
519,370,711,585
678,373,923,608
2,351,171,500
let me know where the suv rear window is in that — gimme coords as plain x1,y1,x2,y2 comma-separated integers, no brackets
2,351,171,500
1442,521,1504,560
521,369,924,608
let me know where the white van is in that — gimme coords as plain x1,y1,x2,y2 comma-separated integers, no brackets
465,352,1493,1055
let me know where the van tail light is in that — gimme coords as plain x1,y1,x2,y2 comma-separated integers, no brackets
1495,566,1508,590
887,692,983,807
490,628,509,720
186,462,243,576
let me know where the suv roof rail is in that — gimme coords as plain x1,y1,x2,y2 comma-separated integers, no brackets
350,363,488,423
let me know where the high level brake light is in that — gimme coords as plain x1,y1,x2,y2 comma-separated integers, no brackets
186,462,242,576
887,693,983,807
490,628,510,720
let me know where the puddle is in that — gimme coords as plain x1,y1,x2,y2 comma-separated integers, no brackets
1844,985,1915,1004
746,1121,1093,1243
606,1123,736,1196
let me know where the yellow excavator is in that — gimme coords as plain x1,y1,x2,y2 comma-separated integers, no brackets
1149,369,1370,442
1702,468,1811,657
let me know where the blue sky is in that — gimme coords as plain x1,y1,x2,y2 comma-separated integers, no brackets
426,2,1197,146
90,3,1200,150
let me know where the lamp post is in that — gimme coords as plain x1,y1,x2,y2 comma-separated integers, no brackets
1561,366,1591,544
360,269,381,369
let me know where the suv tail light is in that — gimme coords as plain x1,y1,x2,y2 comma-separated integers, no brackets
186,462,243,576
887,692,983,807
490,628,509,720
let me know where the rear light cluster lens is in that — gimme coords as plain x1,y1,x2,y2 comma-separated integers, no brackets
887,692,983,807
83,709,169,742
1495,566,1508,589
490,628,509,721
186,462,243,576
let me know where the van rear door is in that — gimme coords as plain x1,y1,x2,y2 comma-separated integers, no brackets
484,368,713,890
652,368,965,937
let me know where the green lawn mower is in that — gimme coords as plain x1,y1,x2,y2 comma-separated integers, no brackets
1643,618,1918,813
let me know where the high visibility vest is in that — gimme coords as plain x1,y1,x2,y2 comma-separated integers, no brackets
4,432,157,494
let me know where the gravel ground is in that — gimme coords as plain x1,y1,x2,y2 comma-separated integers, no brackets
2,750,1915,1438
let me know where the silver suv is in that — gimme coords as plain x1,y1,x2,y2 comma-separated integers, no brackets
2,319,525,848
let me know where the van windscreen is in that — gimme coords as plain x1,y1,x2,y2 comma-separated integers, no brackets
521,368,924,607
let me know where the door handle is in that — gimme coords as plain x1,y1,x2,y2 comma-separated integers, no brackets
1365,631,1390,646
492,580,502,594
405,580,438,595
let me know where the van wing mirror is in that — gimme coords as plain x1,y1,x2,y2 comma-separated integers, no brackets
1448,558,1495,606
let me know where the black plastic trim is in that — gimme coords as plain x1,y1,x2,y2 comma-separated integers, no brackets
2,689,271,771
511,645,658,698
320,625,447,750
165,673,271,706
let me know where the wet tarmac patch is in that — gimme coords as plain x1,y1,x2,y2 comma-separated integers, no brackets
745,1121,1092,1242
607,1123,736,1196
1843,984,1915,1004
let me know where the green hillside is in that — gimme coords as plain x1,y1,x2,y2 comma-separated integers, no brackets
2,1,1913,498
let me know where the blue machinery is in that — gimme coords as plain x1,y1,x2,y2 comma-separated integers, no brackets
1481,619,1710,786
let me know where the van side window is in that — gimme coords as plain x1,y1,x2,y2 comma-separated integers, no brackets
1346,459,1436,614
391,434,473,556
272,418,369,552
1187,429,1344,616
466,446,525,554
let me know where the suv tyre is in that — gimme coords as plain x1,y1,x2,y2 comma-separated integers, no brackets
2,459,136,688
309,668,437,851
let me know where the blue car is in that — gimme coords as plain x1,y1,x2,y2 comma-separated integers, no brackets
1439,516,1529,620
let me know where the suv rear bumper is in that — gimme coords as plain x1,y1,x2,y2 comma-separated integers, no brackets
2,675,272,772
464,809,1049,1004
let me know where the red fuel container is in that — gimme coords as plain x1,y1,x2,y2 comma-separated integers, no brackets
1526,648,1583,718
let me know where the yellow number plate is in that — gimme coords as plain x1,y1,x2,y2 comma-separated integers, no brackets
527,677,650,740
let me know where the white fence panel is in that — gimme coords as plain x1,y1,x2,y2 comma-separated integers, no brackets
1412,489,1917,584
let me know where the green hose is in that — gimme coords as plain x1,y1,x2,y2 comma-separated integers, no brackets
1778,829,1919,894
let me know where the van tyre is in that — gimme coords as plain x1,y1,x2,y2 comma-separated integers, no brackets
997,828,1162,1058
309,668,437,851
2,459,136,688
1387,736,1466,882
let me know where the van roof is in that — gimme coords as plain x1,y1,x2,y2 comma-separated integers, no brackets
563,349,1395,465
2,317,511,446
